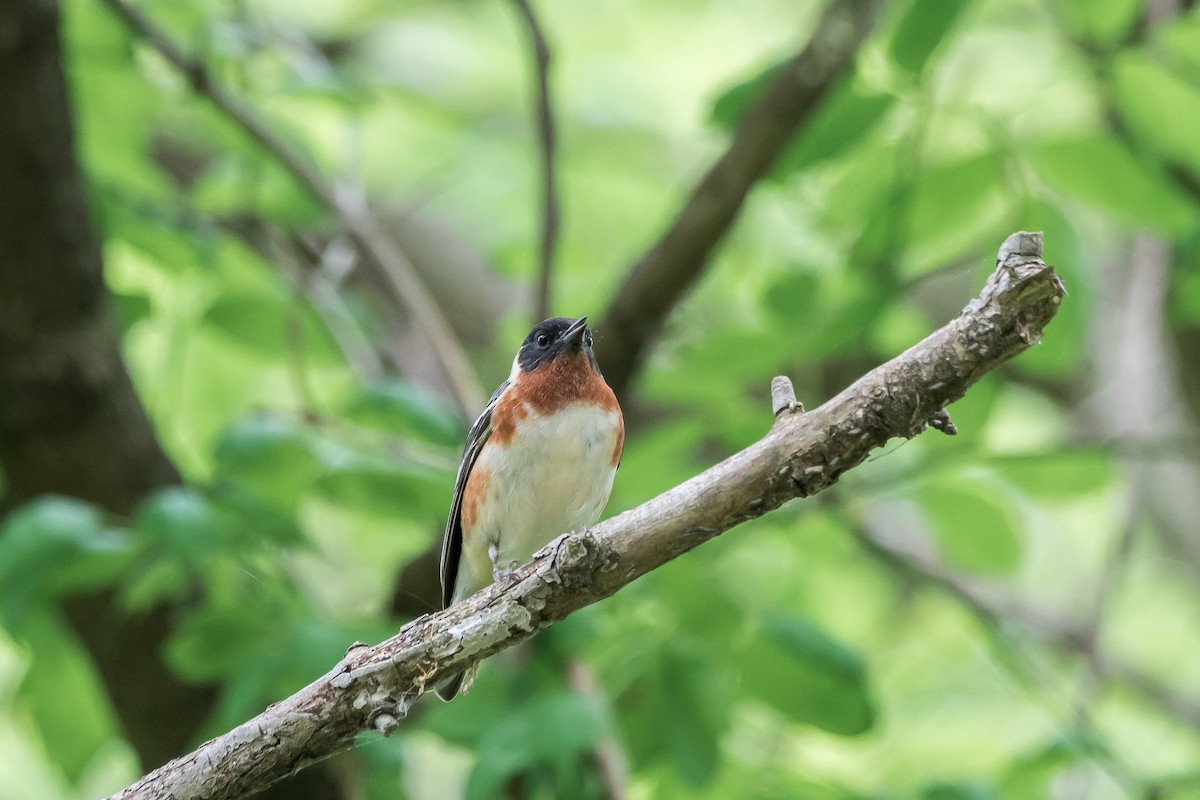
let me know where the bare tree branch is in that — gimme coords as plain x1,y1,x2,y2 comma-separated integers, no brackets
97,0,487,415
509,0,560,323
595,0,884,400
105,231,1064,800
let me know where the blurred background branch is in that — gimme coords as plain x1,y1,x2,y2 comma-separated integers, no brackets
509,0,561,324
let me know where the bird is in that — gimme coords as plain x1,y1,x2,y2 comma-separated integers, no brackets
436,316,623,701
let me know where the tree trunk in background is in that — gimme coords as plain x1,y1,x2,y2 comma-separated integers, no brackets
0,2,343,796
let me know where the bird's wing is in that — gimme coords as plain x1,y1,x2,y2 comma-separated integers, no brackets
440,380,509,609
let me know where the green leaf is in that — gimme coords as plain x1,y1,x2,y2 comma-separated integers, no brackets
771,79,894,177
202,292,342,363
765,270,890,361
310,463,453,521
1001,735,1095,800
465,692,603,800
710,61,784,131
1112,51,1200,176
986,450,1113,498
15,611,119,781
619,645,731,787
889,0,973,76
1055,0,1141,44
922,783,999,800
1160,15,1200,75
110,290,153,331
0,496,133,620
904,151,1010,276
659,647,728,786
742,615,875,736
342,380,464,446
915,477,1022,574
712,68,893,179
1026,136,1195,233
133,487,222,563
214,415,323,511
191,156,324,226
165,599,283,682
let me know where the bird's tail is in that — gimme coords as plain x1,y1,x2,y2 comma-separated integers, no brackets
435,670,466,702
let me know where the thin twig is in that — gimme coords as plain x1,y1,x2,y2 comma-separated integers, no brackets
509,0,560,323
98,0,486,416
1075,488,1141,723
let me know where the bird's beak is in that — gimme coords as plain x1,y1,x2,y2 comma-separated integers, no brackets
563,316,589,348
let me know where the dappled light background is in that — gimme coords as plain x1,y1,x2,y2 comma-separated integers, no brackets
1,0,1199,798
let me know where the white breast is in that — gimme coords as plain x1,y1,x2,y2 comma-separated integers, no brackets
455,402,620,601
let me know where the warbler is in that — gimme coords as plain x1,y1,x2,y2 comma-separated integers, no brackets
437,316,624,700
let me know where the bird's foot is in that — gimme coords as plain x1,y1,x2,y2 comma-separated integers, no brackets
491,560,521,585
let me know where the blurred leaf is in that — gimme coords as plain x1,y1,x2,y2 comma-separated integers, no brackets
110,290,153,331
191,156,323,226
166,598,283,682
620,644,731,787
1001,734,1095,800
15,612,118,781
1175,265,1200,325
922,783,999,800
202,292,342,363
342,379,464,446
465,691,603,800
1112,51,1200,177
712,69,892,179
133,487,222,563
889,0,972,76
710,60,784,131
311,462,452,521
776,80,893,176
1160,14,1200,76
915,477,1022,574
421,664,522,750
0,496,133,620
986,450,1113,498
742,615,875,736
904,151,1010,275
1056,0,1141,44
214,415,323,511
659,647,728,786
765,270,890,361
1027,136,1196,233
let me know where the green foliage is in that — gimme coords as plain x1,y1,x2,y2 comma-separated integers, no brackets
712,71,894,180
0,497,134,622
741,615,875,736
887,0,973,77
13,613,120,782
1027,136,1196,233
915,476,1022,575
3,0,1200,797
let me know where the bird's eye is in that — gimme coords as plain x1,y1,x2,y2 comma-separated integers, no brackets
535,333,550,348
584,331,593,347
